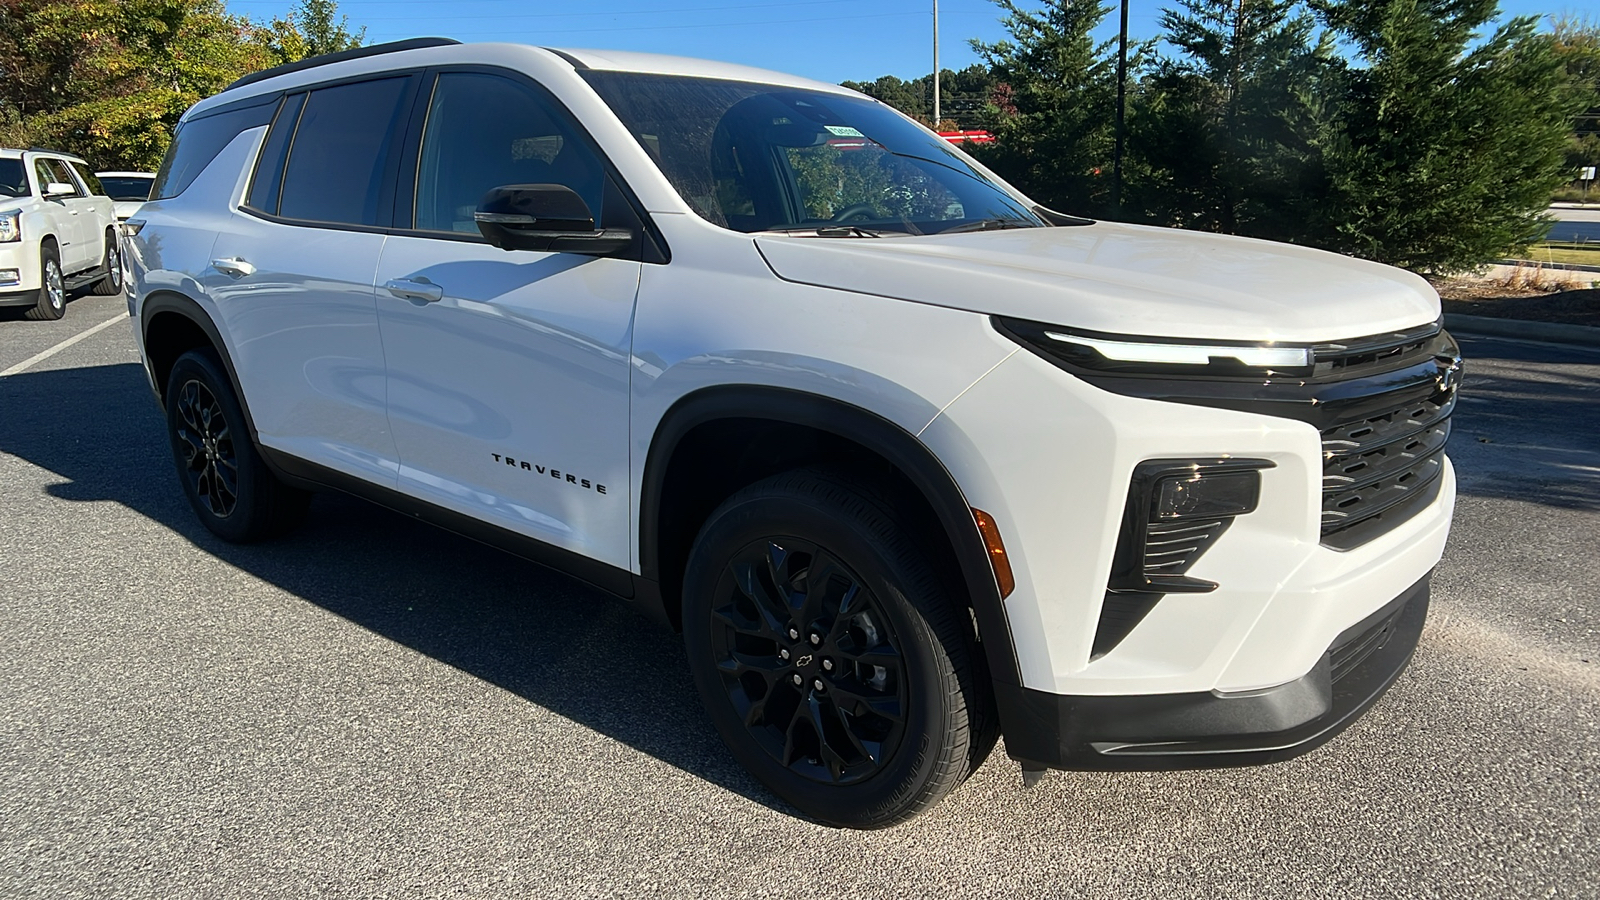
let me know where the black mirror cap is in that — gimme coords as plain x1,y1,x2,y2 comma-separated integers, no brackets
474,183,634,256
478,183,594,231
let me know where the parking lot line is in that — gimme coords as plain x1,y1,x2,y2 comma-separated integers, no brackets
0,311,128,378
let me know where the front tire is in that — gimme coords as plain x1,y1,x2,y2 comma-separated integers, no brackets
165,349,310,542
23,245,65,320
682,469,992,828
90,229,123,295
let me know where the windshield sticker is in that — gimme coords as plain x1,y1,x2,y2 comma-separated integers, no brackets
825,125,865,137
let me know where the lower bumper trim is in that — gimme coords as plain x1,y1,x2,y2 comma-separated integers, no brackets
997,572,1430,770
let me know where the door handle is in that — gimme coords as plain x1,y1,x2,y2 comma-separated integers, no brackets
211,257,255,278
384,278,444,303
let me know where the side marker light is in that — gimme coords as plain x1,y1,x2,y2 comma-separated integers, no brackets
971,508,1015,599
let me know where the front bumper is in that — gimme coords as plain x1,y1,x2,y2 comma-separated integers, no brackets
0,289,39,307
997,572,1429,770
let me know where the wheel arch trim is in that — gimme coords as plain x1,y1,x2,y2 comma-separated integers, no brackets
139,290,261,442
638,384,1023,686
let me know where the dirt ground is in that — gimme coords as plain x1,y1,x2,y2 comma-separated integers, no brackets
1433,273,1600,328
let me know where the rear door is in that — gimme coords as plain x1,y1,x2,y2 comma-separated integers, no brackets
372,69,641,569
65,162,116,259
207,74,420,486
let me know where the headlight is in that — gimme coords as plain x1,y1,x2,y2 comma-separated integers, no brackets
994,316,1314,378
0,210,20,243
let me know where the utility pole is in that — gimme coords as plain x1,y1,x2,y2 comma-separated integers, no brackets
1113,0,1128,214
932,0,941,126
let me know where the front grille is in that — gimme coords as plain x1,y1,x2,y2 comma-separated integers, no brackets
1311,321,1440,380
1320,394,1453,550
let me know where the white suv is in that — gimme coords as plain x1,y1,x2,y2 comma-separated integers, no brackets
0,149,122,319
127,39,1459,827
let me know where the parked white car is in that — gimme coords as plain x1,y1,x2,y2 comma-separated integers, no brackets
126,40,1459,827
96,170,156,221
0,149,122,320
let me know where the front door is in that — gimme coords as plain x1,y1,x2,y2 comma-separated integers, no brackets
374,71,640,570
34,158,89,271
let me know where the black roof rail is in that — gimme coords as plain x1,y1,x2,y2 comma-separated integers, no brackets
226,37,462,91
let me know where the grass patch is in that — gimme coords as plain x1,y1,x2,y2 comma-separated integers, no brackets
1520,242,1600,267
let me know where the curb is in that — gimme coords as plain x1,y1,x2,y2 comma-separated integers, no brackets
1444,313,1600,346
1498,258,1600,274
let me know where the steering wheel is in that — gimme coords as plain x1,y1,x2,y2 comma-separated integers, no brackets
829,203,878,223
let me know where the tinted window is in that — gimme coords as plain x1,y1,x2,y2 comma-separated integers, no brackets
37,159,81,196
278,77,411,226
246,92,306,214
413,73,605,234
151,98,278,200
70,163,105,196
98,175,154,202
582,72,1042,235
0,159,27,197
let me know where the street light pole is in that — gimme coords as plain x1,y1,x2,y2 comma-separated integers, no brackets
933,0,941,126
1113,0,1128,214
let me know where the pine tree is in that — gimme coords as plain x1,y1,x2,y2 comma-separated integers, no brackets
1132,0,1336,241
970,0,1127,216
1313,0,1578,271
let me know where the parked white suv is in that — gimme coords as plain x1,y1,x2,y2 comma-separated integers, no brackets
127,39,1459,827
0,149,122,319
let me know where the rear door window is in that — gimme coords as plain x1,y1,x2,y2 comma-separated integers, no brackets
69,163,105,196
276,77,413,227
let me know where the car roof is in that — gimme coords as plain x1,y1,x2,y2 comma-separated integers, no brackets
190,40,855,120
0,148,87,164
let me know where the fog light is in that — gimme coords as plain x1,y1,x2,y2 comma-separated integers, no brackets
0,268,19,286
1155,469,1262,520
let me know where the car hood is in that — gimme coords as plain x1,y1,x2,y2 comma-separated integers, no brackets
752,222,1440,343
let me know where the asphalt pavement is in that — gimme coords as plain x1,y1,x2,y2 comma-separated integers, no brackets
2,294,1597,898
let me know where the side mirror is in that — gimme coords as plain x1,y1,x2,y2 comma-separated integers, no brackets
474,184,632,256
44,182,76,198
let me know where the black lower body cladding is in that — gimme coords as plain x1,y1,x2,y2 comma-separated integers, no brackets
997,572,1431,771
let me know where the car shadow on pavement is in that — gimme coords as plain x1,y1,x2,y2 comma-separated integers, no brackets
1450,337,1600,511
0,361,782,812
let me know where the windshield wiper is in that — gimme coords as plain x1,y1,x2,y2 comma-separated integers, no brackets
941,217,1036,234
758,225,891,238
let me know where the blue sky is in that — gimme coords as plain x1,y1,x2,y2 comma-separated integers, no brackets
224,0,1583,85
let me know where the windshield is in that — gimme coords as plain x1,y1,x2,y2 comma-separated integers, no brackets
581,72,1042,235
99,175,154,202
0,159,27,198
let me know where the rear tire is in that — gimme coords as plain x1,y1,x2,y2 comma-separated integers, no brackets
90,229,123,295
165,349,310,542
682,468,993,828
23,245,65,320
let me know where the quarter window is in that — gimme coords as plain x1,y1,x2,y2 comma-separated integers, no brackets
413,73,605,234
151,98,278,201
277,77,412,227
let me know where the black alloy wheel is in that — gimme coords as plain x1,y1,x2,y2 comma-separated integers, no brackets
173,376,239,519
709,536,908,786
164,349,310,542
683,469,994,828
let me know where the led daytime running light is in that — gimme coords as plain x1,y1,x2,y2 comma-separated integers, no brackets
1044,331,1311,368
